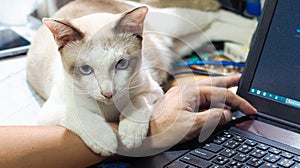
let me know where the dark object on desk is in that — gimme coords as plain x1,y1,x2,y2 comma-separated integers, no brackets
0,29,30,58
219,0,246,15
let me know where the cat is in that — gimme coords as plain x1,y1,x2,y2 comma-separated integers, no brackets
27,3,175,156
27,0,257,156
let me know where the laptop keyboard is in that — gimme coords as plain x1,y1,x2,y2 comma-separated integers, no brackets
165,128,300,168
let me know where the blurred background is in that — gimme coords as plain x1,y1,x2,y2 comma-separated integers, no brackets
0,0,264,26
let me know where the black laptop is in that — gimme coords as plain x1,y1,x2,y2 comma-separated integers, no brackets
124,0,300,167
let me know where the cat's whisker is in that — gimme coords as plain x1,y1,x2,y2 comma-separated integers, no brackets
117,83,144,94
72,88,91,95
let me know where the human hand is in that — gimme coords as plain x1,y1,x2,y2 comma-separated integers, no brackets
117,74,256,156
149,74,256,147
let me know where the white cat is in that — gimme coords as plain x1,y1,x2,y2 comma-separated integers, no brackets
27,6,175,156
27,0,257,156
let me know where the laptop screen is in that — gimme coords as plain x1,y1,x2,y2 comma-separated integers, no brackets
238,0,300,126
249,0,300,109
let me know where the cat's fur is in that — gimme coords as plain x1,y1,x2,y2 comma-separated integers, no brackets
27,0,257,155
27,1,175,155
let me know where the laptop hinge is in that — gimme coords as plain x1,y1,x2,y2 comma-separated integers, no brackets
255,112,300,132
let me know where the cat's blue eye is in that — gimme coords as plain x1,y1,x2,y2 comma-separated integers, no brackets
116,59,129,70
78,65,94,75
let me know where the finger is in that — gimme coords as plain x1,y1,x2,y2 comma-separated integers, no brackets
196,87,257,115
196,74,241,88
223,90,257,115
195,108,232,126
187,108,232,142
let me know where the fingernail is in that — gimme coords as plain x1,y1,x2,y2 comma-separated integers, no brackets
253,107,258,114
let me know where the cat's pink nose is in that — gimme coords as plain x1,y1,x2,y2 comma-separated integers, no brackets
101,92,113,99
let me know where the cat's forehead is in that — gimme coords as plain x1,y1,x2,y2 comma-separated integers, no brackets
72,13,120,36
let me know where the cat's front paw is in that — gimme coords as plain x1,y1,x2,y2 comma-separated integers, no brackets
119,119,149,149
78,125,118,156
89,140,117,156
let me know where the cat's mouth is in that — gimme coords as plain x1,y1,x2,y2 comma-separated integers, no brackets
92,94,114,104
102,99,113,104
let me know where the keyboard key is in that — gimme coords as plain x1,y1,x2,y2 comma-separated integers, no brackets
269,148,282,155
277,158,295,168
220,149,237,158
179,154,212,168
257,144,270,150
233,136,245,142
191,148,214,160
225,160,243,168
291,163,300,168
223,132,233,138
264,153,280,163
224,140,240,149
246,158,264,167
250,149,267,158
165,160,189,168
212,156,229,165
261,163,279,168
281,151,294,159
293,156,300,162
245,139,257,147
233,153,250,163
237,145,253,154
241,165,255,168
213,136,228,144
203,143,223,153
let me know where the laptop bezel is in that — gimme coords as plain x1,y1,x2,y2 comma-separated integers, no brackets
237,0,300,126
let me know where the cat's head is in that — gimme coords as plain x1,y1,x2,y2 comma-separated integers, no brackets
44,6,148,104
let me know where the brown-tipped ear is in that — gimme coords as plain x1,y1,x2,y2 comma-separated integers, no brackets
114,6,148,37
43,18,84,49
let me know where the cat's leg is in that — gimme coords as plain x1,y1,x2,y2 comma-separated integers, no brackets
60,104,118,155
117,74,163,149
118,103,152,149
38,86,118,155
37,85,67,126
61,94,118,155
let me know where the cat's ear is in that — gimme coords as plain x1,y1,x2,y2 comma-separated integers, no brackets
114,6,148,37
43,18,84,49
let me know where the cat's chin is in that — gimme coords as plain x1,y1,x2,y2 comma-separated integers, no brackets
100,99,113,105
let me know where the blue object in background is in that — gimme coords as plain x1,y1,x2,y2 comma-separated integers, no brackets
246,0,262,16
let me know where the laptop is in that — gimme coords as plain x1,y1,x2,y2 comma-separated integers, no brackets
121,0,300,167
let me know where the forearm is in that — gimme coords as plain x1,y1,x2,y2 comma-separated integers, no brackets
0,126,104,168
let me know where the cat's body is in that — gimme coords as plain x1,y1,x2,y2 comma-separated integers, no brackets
27,0,176,155
27,0,257,155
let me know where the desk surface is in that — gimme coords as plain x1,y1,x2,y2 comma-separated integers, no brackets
0,55,43,126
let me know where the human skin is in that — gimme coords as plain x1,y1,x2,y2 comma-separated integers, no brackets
0,74,256,167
